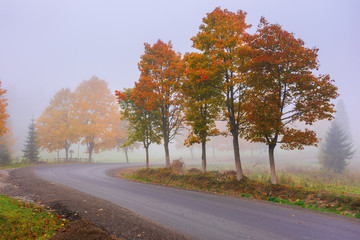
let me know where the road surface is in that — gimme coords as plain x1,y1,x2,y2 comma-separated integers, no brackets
34,163,360,240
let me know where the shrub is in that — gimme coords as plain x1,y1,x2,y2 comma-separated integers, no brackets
171,158,184,171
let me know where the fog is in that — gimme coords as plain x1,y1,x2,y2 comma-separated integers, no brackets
1,0,359,167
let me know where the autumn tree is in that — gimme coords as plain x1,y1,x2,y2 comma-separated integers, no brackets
22,119,40,163
0,81,8,138
244,17,338,184
136,40,184,167
37,88,79,161
191,7,251,180
73,76,120,162
116,88,161,168
182,52,223,173
319,121,355,173
114,120,140,163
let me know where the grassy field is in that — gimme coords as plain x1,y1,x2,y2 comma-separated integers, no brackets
187,162,360,196
0,195,68,239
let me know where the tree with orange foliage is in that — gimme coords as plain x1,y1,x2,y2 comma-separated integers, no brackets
73,76,120,162
136,40,184,167
0,81,8,138
37,88,79,161
244,18,338,184
116,88,161,168
191,7,251,180
182,52,223,173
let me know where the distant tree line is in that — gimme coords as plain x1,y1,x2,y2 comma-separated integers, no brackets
116,7,339,184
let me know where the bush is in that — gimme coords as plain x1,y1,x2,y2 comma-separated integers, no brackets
171,158,184,171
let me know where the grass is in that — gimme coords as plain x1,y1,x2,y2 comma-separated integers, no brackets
246,164,360,196
123,167,360,218
0,195,68,239
0,163,36,170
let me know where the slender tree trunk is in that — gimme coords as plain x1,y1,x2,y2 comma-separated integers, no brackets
88,148,93,163
164,140,170,168
145,147,149,169
124,148,129,163
65,147,69,162
268,144,277,184
232,134,243,181
212,145,215,159
190,147,194,160
201,141,207,173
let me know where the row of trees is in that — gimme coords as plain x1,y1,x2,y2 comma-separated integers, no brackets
116,8,338,184
37,77,131,162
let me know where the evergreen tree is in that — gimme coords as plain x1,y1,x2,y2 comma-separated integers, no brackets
0,142,12,166
22,119,40,163
319,121,355,173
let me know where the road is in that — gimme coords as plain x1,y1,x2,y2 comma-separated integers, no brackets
34,163,360,240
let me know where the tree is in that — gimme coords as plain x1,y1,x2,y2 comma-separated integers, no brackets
0,81,8,138
37,88,79,161
335,99,351,138
244,17,338,184
191,7,251,180
73,76,119,162
0,126,17,166
116,88,161,168
114,120,140,163
22,119,40,163
319,121,355,173
182,52,223,173
136,40,184,167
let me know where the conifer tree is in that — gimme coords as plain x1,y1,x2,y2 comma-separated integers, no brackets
319,121,355,173
22,119,40,163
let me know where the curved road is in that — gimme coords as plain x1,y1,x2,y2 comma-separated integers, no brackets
34,164,359,240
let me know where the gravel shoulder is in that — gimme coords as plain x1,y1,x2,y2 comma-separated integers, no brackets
0,166,189,240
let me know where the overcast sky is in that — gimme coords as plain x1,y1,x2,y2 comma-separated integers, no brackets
1,0,359,151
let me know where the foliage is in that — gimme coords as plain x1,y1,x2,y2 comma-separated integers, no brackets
0,195,68,239
135,40,184,167
115,88,161,168
182,52,223,172
0,142,12,166
319,121,355,173
73,76,121,162
191,7,251,180
22,119,40,163
0,81,8,138
0,127,16,166
244,17,338,184
37,88,79,161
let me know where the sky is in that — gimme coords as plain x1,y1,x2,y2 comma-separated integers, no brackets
1,0,359,155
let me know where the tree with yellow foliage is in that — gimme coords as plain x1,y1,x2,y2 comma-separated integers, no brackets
37,88,79,161
73,76,120,162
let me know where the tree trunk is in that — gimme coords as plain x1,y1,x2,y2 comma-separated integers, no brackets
164,140,170,168
212,145,215,159
268,144,277,184
145,146,149,169
232,135,243,181
201,141,207,173
124,148,129,163
65,147,69,162
88,148,93,163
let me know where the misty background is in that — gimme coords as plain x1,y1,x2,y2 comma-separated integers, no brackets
1,0,359,166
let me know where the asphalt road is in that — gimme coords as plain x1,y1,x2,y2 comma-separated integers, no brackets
34,163,360,240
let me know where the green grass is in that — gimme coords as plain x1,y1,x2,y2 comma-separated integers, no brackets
0,195,68,239
0,163,36,169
